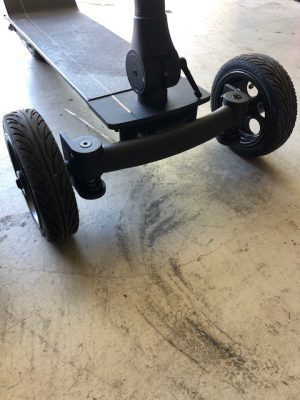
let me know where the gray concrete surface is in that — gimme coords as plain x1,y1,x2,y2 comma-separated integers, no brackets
0,0,300,399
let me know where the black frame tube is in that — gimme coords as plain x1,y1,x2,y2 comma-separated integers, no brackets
134,0,165,17
127,0,181,106
60,91,249,190
100,105,236,173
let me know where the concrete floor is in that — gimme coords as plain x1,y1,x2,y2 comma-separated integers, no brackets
0,0,300,399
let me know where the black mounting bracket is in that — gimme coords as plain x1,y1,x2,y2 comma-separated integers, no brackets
126,0,181,107
60,134,106,200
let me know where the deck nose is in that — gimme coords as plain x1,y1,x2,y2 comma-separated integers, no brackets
3,0,78,15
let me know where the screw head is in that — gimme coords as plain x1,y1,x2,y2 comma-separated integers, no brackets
16,177,23,189
232,93,242,100
80,140,92,148
16,171,24,190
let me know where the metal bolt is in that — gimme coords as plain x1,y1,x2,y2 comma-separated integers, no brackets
80,140,92,148
16,177,23,189
232,93,242,100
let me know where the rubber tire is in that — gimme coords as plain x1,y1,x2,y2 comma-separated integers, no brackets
211,53,297,157
3,109,79,242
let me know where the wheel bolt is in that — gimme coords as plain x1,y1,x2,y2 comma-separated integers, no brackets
232,93,242,100
16,177,23,189
80,140,92,148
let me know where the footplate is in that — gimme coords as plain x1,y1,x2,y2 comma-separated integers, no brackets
88,78,210,130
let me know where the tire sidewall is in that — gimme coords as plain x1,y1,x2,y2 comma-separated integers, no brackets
211,60,281,156
3,122,48,236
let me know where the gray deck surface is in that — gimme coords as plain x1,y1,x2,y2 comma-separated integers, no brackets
5,2,131,100
3,0,207,129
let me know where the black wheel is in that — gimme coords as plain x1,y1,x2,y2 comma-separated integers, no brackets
211,53,297,157
3,109,79,242
24,41,46,62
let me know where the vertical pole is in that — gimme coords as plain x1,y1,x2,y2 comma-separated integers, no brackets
126,0,181,107
134,0,165,17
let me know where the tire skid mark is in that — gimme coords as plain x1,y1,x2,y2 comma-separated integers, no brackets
129,169,201,251
166,271,243,348
169,256,194,292
0,212,31,232
137,266,295,394
115,211,135,272
168,377,207,400
185,318,246,369
0,234,8,244
141,313,207,372
115,166,297,395
147,263,173,295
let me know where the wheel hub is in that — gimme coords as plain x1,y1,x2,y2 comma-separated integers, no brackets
217,71,267,147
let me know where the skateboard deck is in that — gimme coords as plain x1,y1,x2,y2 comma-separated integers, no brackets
4,0,210,130
4,0,131,101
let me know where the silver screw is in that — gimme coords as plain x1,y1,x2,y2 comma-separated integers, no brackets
232,93,242,100
80,140,92,148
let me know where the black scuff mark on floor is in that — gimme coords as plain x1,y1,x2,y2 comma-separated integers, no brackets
0,234,8,244
115,211,135,272
148,263,173,295
142,198,200,249
0,212,31,232
141,313,207,371
136,267,296,395
147,212,179,248
140,193,172,246
186,318,246,369
169,256,194,292
168,377,206,400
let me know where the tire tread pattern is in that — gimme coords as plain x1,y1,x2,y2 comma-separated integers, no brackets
3,109,79,242
211,53,297,156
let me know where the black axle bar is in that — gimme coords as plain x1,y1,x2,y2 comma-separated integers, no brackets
101,105,237,172
60,91,249,199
